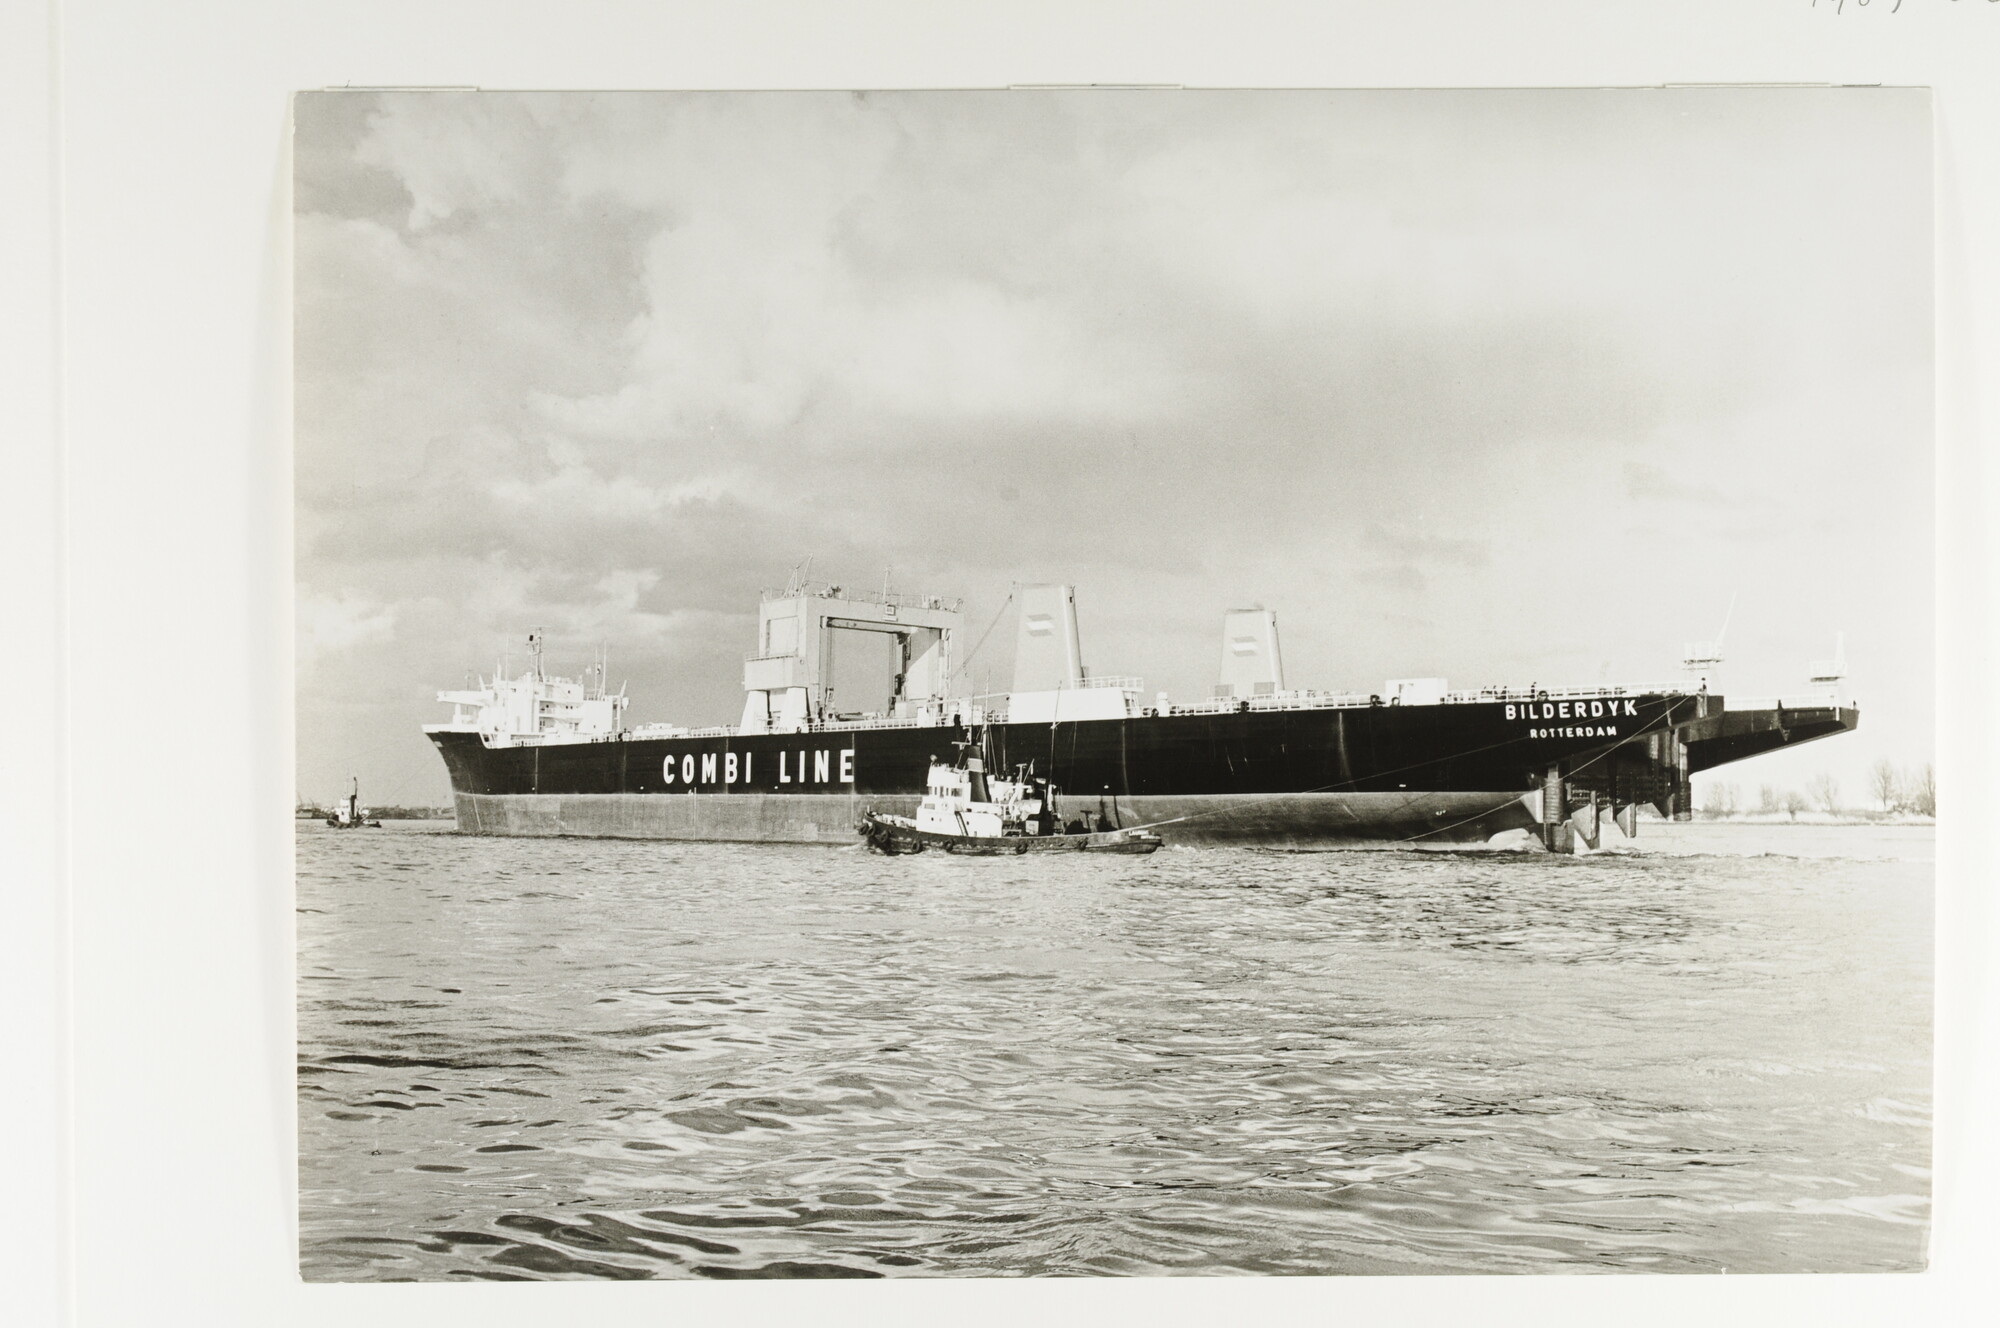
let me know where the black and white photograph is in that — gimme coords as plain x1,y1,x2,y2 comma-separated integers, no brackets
291,87,1932,1280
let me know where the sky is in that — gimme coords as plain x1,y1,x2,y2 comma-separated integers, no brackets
293,88,1933,810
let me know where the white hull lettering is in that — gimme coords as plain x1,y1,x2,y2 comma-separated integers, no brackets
661,746,853,789
1507,699,1641,721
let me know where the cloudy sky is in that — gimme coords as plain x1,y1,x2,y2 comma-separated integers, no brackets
294,88,1931,808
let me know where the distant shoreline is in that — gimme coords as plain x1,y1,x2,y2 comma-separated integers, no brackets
295,807,453,821
1687,814,1934,828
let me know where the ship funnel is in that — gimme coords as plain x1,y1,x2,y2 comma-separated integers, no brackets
1807,632,1847,701
1679,593,1735,689
1217,607,1284,699
1013,584,1084,692
1679,641,1723,688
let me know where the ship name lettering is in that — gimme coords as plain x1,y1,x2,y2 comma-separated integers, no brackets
1506,699,1639,721
777,748,855,784
662,748,770,788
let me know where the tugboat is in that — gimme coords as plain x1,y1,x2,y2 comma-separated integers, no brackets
861,738,1164,855
325,777,383,829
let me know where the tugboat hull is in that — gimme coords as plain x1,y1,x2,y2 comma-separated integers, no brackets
861,812,1162,855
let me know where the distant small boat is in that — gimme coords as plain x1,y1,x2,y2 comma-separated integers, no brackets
860,739,1162,856
326,777,383,829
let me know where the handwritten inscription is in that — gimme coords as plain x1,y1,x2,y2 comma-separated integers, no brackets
1814,0,1997,13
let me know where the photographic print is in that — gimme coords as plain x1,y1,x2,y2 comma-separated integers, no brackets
293,88,1933,1279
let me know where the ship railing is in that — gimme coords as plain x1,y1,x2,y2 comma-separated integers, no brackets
1147,682,1706,719
1078,674,1142,691
778,709,1016,735
1439,683,1696,705
1724,693,1856,713
1158,690,1378,717
626,715,976,739
805,715,938,733
760,582,965,613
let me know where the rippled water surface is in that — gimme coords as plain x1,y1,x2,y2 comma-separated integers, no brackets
297,822,1931,1279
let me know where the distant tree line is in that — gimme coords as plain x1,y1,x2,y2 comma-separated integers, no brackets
1698,760,1935,821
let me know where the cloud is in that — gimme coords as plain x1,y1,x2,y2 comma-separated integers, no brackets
1362,524,1490,569
298,592,397,669
292,89,1934,802
1624,461,1732,507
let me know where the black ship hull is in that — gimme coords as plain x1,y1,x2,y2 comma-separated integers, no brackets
427,694,1855,848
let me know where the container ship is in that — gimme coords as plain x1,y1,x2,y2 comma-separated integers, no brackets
424,576,1857,852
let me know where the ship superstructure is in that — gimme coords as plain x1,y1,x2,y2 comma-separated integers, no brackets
738,571,964,731
424,578,1858,851
436,630,627,746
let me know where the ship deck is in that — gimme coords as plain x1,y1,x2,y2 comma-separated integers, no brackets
460,681,1747,749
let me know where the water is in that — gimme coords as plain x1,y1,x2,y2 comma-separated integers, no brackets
296,821,1932,1279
